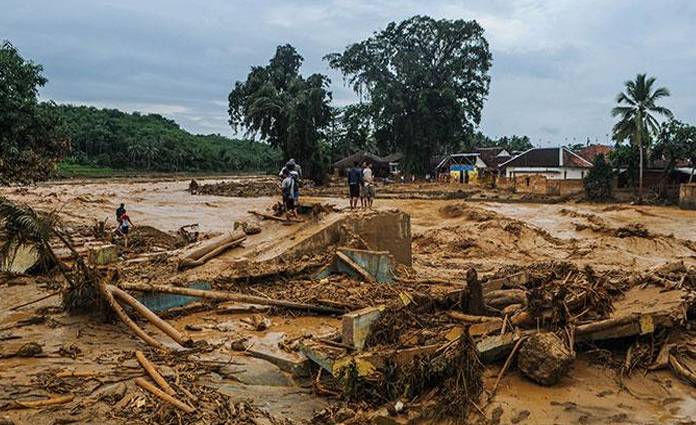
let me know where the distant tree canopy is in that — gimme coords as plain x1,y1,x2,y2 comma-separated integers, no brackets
0,41,68,184
653,119,696,179
326,16,493,173
228,45,333,181
59,105,282,173
462,132,532,153
325,104,377,163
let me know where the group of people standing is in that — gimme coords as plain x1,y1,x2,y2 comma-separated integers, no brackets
348,161,375,210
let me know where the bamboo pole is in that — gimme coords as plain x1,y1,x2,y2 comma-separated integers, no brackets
15,394,74,408
136,350,176,396
575,314,639,335
107,285,191,347
135,377,195,413
117,282,345,315
98,282,165,350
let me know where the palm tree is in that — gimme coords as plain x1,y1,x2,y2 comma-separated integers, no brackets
612,74,673,202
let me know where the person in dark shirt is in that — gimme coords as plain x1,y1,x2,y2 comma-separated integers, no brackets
116,203,126,223
347,161,363,210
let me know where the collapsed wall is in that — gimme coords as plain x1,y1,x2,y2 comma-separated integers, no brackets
276,210,412,266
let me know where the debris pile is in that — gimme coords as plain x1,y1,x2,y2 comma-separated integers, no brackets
194,177,280,197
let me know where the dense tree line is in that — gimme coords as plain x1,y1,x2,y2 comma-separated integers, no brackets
0,41,67,184
59,105,282,173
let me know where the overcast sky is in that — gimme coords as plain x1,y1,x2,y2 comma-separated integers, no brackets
2,0,695,146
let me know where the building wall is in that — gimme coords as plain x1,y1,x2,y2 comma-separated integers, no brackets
680,183,696,210
497,175,584,196
507,167,588,180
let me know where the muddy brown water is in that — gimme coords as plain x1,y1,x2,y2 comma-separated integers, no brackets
3,178,696,424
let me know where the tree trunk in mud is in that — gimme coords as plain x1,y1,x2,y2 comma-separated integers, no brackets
117,282,346,315
107,285,191,347
97,282,165,350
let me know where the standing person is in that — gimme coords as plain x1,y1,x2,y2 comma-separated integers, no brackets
279,160,301,205
359,161,368,209
116,203,126,224
347,161,363,210
281,169,297,220
117,211,133,248
362,162,375,209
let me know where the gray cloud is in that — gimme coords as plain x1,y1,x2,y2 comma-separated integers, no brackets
2,0,695,146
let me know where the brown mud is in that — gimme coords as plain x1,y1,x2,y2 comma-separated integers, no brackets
2,178,696,424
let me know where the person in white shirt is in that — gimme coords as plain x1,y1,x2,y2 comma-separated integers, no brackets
362,162,375,209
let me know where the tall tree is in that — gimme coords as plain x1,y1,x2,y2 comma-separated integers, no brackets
0,40,68,184
612,73,673,201
653,119,696,182
325,16,492,173
228,45,333,180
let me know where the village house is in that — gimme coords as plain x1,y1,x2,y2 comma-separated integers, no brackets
501,147,593,181
331,150,402,178
435,146,512,183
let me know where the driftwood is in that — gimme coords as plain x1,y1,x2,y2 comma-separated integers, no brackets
107,285,191,347
10,291,60,311
484,289,527,308
446,311,499,323
118,282,345,315
575,314,639,336
136,350,176,396
15,394,74,408
668,354,696,386
248,210,302,223
135,377,195,413
98,282,165,350
178,231,246,270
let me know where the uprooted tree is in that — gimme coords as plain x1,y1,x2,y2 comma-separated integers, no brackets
583,153,613,200
325,15,493,174
0,40,68,184
228,44,333,182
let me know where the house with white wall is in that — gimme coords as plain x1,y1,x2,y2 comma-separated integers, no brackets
500,147,592,180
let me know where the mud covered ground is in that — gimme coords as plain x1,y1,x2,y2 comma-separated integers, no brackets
2,176,696,424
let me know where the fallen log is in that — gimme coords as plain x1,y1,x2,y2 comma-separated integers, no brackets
484,289,527,308
136,350,176,396
15,394,74,408
135,377,195,413
118,282,345,315
178,231,246,270
248,210,302,223
575,314,640,336
98,282,165,351
107,285,191,347
446,311,499,323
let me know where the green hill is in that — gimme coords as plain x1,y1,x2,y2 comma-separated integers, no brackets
57,104,282,176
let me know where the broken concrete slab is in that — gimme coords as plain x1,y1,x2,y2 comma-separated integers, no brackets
477,330,535,363
576,286,686,343
87,245,119,265
318,248,396,283
270,211,412,266
244,332,311,377
342,305,386,351
482,271,529,295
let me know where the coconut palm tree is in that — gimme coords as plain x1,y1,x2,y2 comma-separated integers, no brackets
612,74,673,202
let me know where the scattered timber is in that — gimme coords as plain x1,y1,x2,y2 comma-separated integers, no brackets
134,377,195,413
136,350,176,396
178,231,247,270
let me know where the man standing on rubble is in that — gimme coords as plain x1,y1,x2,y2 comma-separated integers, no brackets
281,168,297,220
362,162,375,209
116,203,126,224
279,159,301,205
348,160,362,210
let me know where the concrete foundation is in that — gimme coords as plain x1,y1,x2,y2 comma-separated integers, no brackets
279,211,412,266
318,248,396,283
